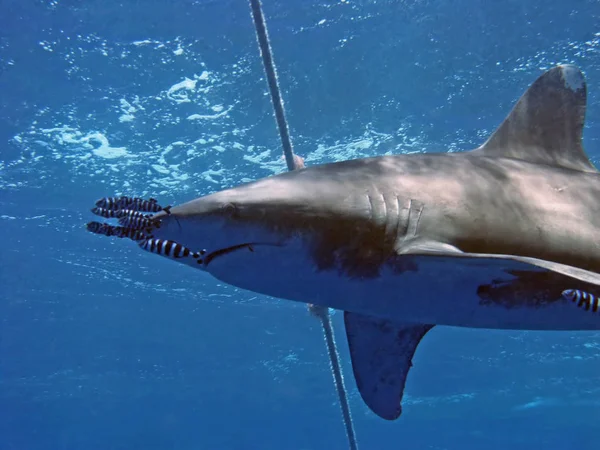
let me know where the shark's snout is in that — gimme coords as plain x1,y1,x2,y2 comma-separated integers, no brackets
149,196,288,272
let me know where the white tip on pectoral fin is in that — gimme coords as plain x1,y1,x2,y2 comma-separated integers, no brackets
344,312,433,420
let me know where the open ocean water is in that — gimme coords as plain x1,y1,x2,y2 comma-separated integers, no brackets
2,0,600,449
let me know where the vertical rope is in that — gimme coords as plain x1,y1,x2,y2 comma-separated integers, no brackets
308,305,359,450
248,0,296,172
248,1,359,448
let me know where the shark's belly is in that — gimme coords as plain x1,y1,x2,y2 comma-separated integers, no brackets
277,255,600,331
205,235,600,331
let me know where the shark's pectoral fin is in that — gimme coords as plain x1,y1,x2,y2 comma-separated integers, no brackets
473,64,596,173
396,237,462,255
343,312,433,420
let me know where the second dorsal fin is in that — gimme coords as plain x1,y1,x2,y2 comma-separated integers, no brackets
474,65,596,173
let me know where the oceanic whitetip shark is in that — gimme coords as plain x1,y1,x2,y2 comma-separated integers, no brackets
89,65,600,420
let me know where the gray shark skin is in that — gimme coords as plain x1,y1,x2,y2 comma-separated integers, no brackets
137,65,600,420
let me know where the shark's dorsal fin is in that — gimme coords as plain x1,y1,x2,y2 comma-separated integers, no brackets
474,64,596,173
344,312,433,420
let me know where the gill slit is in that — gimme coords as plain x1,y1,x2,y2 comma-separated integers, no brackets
366,193,375,222
380,192,388,224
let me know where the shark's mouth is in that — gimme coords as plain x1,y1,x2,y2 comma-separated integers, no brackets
202,242,283,267
203,243,257,266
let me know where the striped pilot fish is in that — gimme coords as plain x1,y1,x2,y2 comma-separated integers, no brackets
562,289,600,313
95,196,167,213
86,221,116,237
116,209,158,229
91,207,120,219
90,207,159,232
139,238,204,262
86,221,150,241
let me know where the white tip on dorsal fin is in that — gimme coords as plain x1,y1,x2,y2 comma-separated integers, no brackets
474,64,597,173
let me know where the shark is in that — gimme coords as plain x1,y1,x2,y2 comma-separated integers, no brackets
94,64,600,420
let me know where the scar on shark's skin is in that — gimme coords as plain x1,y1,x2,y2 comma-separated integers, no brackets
477,270,600,310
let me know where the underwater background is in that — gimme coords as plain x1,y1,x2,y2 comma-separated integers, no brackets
2,0,600,449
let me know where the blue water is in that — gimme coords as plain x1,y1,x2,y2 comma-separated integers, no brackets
2,1,600,449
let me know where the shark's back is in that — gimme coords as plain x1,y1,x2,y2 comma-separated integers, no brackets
274,64,600,270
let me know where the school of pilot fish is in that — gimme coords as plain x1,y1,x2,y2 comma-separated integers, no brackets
87,196,203,262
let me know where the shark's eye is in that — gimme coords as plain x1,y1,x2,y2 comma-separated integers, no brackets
222,202,238,216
